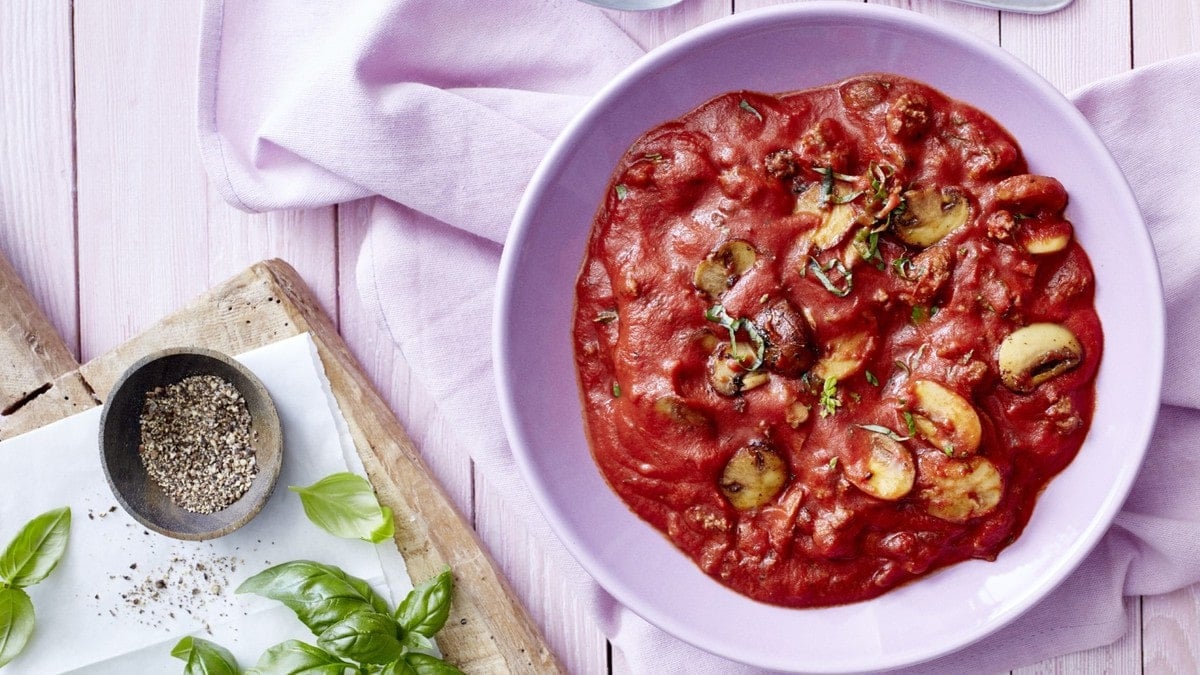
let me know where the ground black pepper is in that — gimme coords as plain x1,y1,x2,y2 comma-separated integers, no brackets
138,374,258,513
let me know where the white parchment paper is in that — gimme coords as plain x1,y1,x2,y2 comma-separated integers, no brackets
0,333,411,674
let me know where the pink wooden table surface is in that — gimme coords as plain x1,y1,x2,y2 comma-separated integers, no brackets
2,1,1197,673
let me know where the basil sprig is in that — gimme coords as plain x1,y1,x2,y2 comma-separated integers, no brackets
229,563,462,675
171,636,240,675
237,560,390,636
290,472,395,544
0,506,71,669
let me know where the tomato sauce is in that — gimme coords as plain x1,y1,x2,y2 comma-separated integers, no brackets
572,74,1102,607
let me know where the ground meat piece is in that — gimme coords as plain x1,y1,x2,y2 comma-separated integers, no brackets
898,245,953,306
798,118,856,172
764,149,799,180
986,210,1017,241
887,93,932,140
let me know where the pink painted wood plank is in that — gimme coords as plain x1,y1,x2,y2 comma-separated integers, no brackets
0,0,78,356
71,1,337,361
1000,0,1131,93
1134,0,1200,67
474,470,609,675
1146,586,1200,672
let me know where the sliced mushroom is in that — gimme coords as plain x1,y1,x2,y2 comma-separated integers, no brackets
893,186,970,248
1019,219,1073,255
993,174,1068,214
919,455,1003,522
812,331,873,381
720,441,789,510
786,401,811,428
997,323,1083,393
754,299,817,378
693,240,757,298
843,430,915,501
709,343,770,397
794,183,862,250
910,379,982,457
654,396,711,428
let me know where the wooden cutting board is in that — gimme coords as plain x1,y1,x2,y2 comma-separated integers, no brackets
0,252,561,673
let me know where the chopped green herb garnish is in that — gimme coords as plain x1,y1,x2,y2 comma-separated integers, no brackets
808,257,853,298
818,167,835,205
819,377,842,418
593,310,618,324
828,457,839,470
854,424,910,442
894,359,911,375
739,99,763,121
911,305,930,324
943,443,955,457
892,256,912,279
865,370,879,386
854,228,884,269
615,184,628,201
903,411,917,437
612,382,621,398
930,305,940,318
643,152,664,163
704,304,766,371
833,190,864,205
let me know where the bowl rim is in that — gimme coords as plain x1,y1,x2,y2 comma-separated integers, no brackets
98,346,284,541
495,2,1164,671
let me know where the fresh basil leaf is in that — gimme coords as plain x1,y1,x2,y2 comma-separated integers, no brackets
0,586,35,669
395,569,453,638
400,630,433,652
236,560,389,636
171,636,241,675
316,611,402,665
0,507,71,588
246,640,355,675
380,659,418,675
289,473,395,544
402,652,465,675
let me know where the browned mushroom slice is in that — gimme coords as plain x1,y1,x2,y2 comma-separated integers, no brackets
812,331,874,381
653,396,711,429
794,183,863,250
893,186,969,247
918,455,1004,523
753,299,817,378
909,379,982,458
997,323,1083,393
709,343,770,397
843,428,916,501
693,240,757,298
720,441,789,510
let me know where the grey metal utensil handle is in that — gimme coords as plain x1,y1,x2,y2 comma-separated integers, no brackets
944,0,1074,13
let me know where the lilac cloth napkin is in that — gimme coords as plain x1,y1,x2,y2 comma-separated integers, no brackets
197,2,1200,671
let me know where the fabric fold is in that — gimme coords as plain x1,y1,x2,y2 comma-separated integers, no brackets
197,1,1200,670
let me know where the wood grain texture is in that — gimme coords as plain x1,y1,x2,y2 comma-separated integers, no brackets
0,257,561,673
71,0,338,363
1000,0,1132,93
1133,0,1200,67
0,0,78,355
4,0,1200,673
0,252,81,417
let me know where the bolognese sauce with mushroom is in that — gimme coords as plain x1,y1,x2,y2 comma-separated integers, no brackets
572,73,1102,608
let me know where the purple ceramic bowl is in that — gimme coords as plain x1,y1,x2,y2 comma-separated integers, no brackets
495,3,1162,671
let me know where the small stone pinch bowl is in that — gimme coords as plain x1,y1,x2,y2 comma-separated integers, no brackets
99,347,283,540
